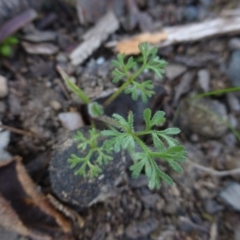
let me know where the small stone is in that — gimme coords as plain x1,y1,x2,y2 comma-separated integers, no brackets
165,64,187,81
0,226,18,240
228,38,240,51
227,50,240,87
223,133,237,147
228,113,238,128
140,194,160,208
0,130,11,162
174,71,194,104
183,6,199,21
197,69,210,92
234,223,240,240
226,93,240,112
204,199,224,214
0,101,6,113
129,174,148,188
0,149,12,162
56,53,68,63
164,199,179,214
200,0,213,7
225,150,240,171
178,217,194,232
0,130,10,150
178,98,228,138
8,93,21,116
96,57,105,65
50,100,61,111
58,112,84,131
125,218,158,239
0,75,8,98
219,182,240,211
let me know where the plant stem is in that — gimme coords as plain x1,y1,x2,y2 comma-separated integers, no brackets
103,64,146,107
191,86,240,99
133,135,149,153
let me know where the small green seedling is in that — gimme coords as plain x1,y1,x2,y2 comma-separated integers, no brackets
58,43,186,190
0,36,19,57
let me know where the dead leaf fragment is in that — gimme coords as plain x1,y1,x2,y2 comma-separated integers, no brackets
0,9,37,43
0,157,73,239
0,181,52,240
116,32,168,55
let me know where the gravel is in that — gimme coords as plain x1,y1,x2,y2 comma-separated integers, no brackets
227,50,240,87
197,69,210,92
219,182,240,211
0,75,8,98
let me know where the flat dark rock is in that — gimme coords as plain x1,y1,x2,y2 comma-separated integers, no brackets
49,127,128,209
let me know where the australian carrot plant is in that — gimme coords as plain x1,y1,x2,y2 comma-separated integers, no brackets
58,43,186,190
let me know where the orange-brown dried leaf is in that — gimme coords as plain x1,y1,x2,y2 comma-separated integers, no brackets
116,32,168,55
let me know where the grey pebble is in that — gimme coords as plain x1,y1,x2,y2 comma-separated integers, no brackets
165,63,187,81
179,98,228,138
219,182,240,211
228,38,240,51
227,50,240,87
197,69,210,92
183,6,199,21
0,75,8,98
0,227,19,240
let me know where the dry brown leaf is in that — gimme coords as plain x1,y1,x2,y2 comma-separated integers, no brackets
0,9,37,43
116,32,168,55
0,195,52,240
0,157,74,239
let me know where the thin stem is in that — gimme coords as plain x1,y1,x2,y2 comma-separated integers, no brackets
136,130,153,136
133,135,149,153
103,63,147,107
191,86,240,99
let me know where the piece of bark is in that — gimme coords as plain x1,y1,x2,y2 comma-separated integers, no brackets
22,30,57,42
0,9,37,43
113,13,240,55
69,11,119,65
0,157,73,239
22,42,59,55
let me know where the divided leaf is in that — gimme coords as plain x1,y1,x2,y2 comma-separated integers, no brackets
124,81,155,103
143,108,166,130
111,54,137,83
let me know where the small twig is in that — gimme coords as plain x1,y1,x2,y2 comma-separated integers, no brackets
56,66,71,100
0,124,42,139
187,159,240,177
